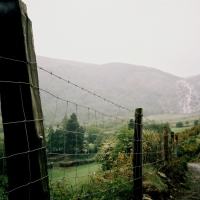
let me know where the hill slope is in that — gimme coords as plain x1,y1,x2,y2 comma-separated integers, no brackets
36,56,200,123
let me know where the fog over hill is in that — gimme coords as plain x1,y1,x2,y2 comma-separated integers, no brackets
36,56,200,123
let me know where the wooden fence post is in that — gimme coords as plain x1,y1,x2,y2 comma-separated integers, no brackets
170,132,174,157
175,134,178,144
163,127,168,162
0,1,50,199
174,134,178,157
133,108,143,200
171,132,174,144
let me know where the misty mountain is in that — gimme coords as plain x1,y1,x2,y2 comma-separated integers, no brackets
36,56,200,123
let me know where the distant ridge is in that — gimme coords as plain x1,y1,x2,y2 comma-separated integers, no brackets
36,56,200,123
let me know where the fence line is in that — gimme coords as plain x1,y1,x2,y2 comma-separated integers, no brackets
0,55,177,200
0,4,175,199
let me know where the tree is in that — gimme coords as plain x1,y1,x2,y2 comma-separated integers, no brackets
185,121,189,126
46,126,55,152
86,124,99,144
64,113,85,154
46,113,85,154
62,115,68,127
46,127,64,153
194,120,199,126
176,122,183,128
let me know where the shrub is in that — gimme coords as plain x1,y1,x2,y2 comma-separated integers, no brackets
165,158,188,183
144,122,171,133
194,119,199,126
176,122,183,128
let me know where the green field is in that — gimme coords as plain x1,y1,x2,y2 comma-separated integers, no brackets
48,162,101,185
145,112,200,125
171,126,190,133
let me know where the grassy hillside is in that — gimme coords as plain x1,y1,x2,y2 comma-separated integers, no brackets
36,56,188,124
37,56,200,121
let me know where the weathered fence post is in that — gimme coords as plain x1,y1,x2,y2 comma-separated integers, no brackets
163,127,168,162
170,132,174,157
133,108,143,200
175,134,178,144
174,134,178,157
0,1,50,199
171,132,174,144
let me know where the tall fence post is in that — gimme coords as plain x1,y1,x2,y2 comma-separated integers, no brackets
171,132,174,157
175,134,178,144
133,108,143,200
171,132,174,144
175,134,178,157
0,1,50,199
163,127,168,162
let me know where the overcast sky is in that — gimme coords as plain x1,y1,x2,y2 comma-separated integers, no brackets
23,0,200,78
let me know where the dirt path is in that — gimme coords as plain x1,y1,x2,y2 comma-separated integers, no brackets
179,163,200,200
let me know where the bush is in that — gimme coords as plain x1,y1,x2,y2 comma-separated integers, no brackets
176,122,183,128
96,126,133,171
144,122,171,133
194,119,199,126
165,158,188,183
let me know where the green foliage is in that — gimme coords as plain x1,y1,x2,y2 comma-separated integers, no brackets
88,144,96,153
143,166,168,198
46,113,85,154
165,158,188,183
194,119,199,126
176,121,183,127
96,126,132,170
128,119,134,130
185,121,189,125
0,142,7,199
115,126,133,153
65,113,85,154
144,122,171,133
85,124,99,144
84,124,104,153
179,140,200,161
50,173,133,200
95,140,116,171
49,120,187,199
177,124,200,161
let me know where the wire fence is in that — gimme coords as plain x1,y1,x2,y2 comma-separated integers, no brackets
0,55,178,200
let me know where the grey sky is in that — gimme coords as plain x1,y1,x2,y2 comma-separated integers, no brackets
23,0,200,77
